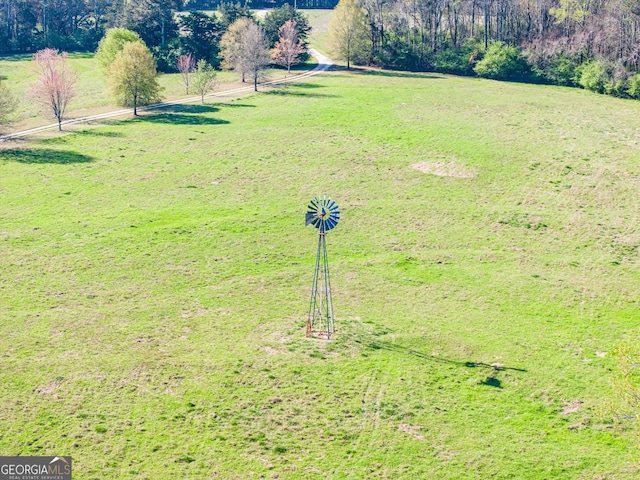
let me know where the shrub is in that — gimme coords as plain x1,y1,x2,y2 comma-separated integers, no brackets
434,47,477,76
627,74,640,99
378,35,432,71
473,42,531,81
605,79,627,98
545,54,579,86
577,60,609,93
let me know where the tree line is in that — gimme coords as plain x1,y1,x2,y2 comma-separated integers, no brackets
0,5,309,129
0,0,313,59
185,0,339,9
329,0,640,99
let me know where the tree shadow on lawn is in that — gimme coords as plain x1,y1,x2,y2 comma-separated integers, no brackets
287,82,325,89
210,102,256,108
136,113,230,126
332,65,443,80
150,104,221,115
0,53,33,62
75,129,125,138
288,62,318,72
0,148,94,164
361,338,524,389
67,52,94,59
263,88,338,98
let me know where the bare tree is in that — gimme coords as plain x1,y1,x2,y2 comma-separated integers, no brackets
272,20,304,73
30,49,78,131
177,53,196,94
222,19,270,91
240,22,271,91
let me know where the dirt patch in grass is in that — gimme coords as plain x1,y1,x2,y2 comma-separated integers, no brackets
263,346,289,355
398,424,425,441
562,399,583,415
411,161,476,178
35,381,61,399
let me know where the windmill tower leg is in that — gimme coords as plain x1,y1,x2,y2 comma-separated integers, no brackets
322,233,334,339
307,233,323,337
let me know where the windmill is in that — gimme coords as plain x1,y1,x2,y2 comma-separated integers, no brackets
305,196,340,339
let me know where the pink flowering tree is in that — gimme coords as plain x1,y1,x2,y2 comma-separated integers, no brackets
31,49,78,131
177,54,196,94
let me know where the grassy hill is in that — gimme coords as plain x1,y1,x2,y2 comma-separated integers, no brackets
1,68,640,478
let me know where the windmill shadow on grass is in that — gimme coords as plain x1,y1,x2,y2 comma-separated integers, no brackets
0,148,93,164
360,338,525,388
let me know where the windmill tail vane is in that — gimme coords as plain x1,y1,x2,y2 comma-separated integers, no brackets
305,196,340,339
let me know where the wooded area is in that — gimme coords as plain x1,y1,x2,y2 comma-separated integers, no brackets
358,0,640,73
184,0,339,9
0,0,334,54
3,0,640,97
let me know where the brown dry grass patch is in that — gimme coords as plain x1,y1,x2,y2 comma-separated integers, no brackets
411,161,476,178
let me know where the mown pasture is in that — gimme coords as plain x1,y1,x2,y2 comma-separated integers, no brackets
1,59,640,478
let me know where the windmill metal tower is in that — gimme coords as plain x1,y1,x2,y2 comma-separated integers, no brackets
305,196,340,339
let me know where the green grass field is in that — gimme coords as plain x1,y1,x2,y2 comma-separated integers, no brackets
301,9,332,52
1,64,640,477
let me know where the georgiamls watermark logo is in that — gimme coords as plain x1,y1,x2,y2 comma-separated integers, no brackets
0,456,72,480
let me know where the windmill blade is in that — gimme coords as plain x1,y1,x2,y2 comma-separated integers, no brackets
305,212,315,226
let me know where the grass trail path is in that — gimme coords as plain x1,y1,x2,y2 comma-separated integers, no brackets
0,48,333,142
